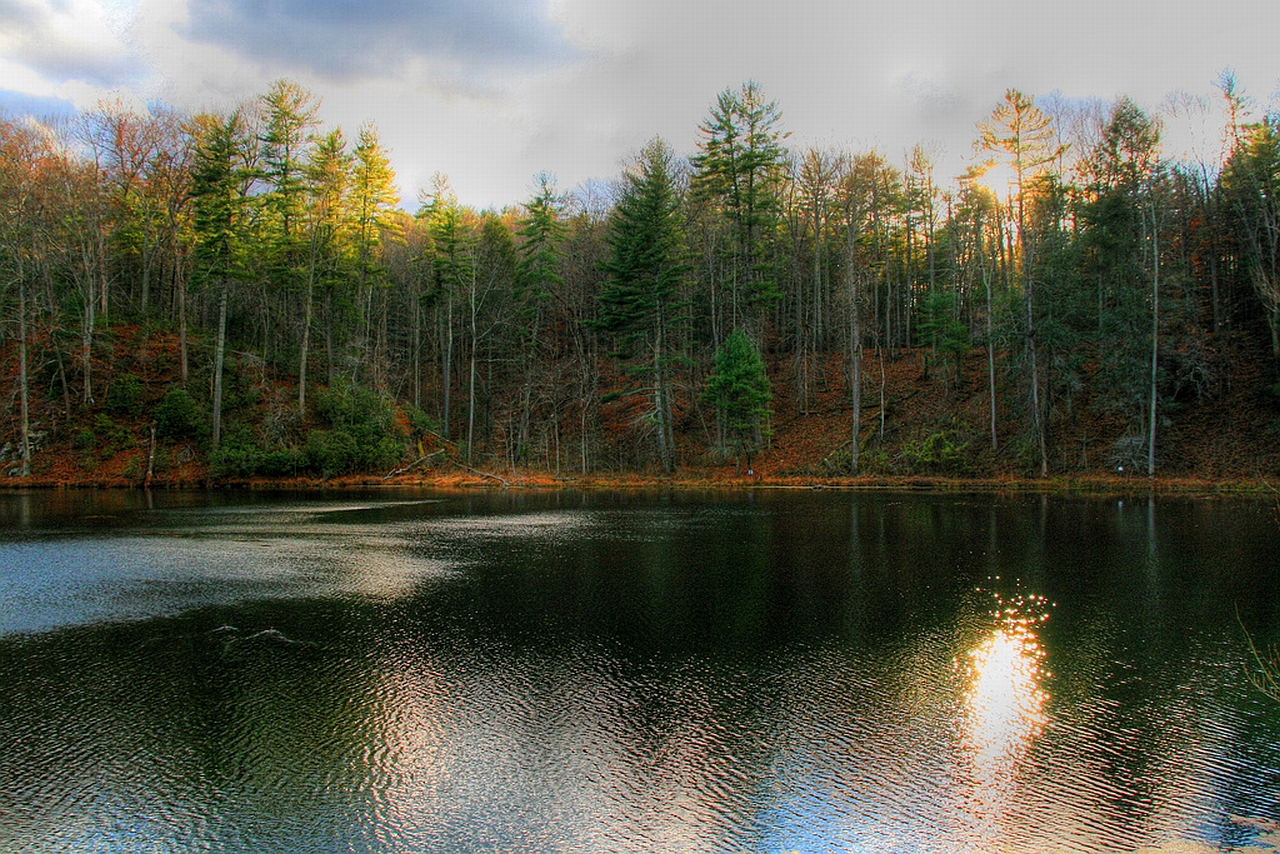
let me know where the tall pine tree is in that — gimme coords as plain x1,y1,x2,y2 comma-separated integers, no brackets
598,138,687,473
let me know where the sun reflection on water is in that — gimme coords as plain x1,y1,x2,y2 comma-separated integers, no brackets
960,593,1051,846
964,596,1050,771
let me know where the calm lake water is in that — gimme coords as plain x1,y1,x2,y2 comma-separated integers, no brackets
1,488,1279,853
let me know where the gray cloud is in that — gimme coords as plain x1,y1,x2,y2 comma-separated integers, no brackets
181,0,576,81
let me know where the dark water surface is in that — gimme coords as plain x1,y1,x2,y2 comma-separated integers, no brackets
1,488,1279,853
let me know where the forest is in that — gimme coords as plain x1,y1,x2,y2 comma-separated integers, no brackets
1,77,1279,484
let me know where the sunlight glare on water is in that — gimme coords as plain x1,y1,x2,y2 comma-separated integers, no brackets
963,595,1050,773
958,593,1051,850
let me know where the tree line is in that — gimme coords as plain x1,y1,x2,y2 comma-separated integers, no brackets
2,76,1278,479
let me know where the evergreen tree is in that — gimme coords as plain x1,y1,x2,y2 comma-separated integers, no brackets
300,127,352,408
976,89,1066,475
259,80,320,242
1078,99,1166,470
513,172,566,459
598,138,688,473
190,109,259,449
418,175,473,439
1223,119,1280,360
691,81,789,327
703,328,771,472
349,123,400,388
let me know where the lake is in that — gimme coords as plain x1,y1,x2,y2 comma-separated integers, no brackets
1,488,1278,853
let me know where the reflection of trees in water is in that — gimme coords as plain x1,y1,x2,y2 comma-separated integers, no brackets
4,491,1280,852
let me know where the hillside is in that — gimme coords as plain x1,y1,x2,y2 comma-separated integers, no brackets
1,322,1278,489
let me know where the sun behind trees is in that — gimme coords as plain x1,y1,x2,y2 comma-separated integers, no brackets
1,77,1279,483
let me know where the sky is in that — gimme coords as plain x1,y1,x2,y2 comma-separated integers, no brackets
1,0,1277,210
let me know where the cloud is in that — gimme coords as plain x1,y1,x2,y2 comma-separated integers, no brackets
3,0,1277,211
180,0,577,84
0,0,144,87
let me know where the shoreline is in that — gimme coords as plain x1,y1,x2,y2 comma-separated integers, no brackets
3,470,1276,498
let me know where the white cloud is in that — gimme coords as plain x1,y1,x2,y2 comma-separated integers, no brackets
2,0,1277,208
0,0,143,87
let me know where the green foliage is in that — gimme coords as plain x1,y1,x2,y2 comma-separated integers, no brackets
597,138,688,473
691,81,788,309
305,429,360,476
207,424,306,478
14,81,1280,484
309,382,408,474
153,388,207,441
598,138,688,345
901,429,972,474
73,428,96,452
207,382,410,478
91,413,134,454
516,173,566,313
916,291,969,371
206,430,259,478
703,329,772,463
190,109,258,285
408,407,441,437
1223,119,1280,355
105,373,145,415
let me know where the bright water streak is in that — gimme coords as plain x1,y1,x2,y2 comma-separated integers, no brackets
0,489,1278,853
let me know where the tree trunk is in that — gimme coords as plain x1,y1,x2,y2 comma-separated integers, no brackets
211,280,229,450
325,289,336,387
81,259,95,404
848,232,863,474
517,317,540,464
1027,289,1047,477
653,317,673,474
177,263,188,384
18,271,31,477
412,290,422,411
299,235,317,410
467,288,478,467
442,295,453,440
984,261,998,452
1147,205,1160,476
850,306,862,475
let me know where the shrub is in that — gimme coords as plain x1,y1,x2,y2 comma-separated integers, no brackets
309,382,409,474
902,429,971,475
73,428,96,451
208,423,306,478
257,448,305,477
305,429,359,477
91,413,133,454
365,436,405,472
153,388,206,441
105,373,144,414
208,440,258,478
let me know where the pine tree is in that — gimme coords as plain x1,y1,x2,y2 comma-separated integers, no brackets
976,89,1065,476
513,172,566,462
598,138,688,473
419,175,473,439
703,328,771,473
349,123,400,389
300,127,352,408
691,81,789,327
190,109,258,449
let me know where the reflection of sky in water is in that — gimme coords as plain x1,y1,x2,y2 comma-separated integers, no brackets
0,502,649,636
0,500,468,635
2,493,1279,853
0,535,459,635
